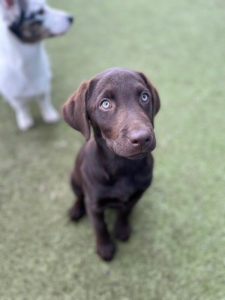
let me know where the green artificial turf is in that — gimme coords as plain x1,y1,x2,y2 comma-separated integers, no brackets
0,0,225,299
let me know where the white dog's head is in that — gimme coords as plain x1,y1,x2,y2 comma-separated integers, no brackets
0,0,73,43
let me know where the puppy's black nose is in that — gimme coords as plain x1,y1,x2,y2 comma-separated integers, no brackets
68,16,74,24
129,129,151,149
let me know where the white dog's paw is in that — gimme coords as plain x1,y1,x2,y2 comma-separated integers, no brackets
42,107,60,123
16,112,34,131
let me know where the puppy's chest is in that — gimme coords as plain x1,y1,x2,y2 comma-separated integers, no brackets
99,170,151,205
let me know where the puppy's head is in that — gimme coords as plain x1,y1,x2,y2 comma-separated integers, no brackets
0,0,73,43
63,68,160,159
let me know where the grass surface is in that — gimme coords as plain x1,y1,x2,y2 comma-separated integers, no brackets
1,0,225,299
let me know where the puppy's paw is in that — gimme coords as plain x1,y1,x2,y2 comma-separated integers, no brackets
114,221,131,241
69,201,85,221
42,107,60,123
97,240,116,261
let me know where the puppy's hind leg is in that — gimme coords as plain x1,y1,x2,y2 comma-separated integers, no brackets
69,175,86,221
37,92,60,124
8,99,34,131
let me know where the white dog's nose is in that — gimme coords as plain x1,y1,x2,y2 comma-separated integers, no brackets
67,16,74,24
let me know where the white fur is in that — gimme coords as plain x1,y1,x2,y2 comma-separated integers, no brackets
0,0,73,130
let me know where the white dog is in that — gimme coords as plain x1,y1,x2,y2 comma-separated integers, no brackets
0,0,73,130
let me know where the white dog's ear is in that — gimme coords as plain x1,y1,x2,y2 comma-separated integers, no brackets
4,0,14,6
0,0,21,24
2,0,26,7
1,0,27,24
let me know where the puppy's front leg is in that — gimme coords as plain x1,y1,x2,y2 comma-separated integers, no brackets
114,192,143,241
85,198,115,261
114,206,133,242
37,92,60,123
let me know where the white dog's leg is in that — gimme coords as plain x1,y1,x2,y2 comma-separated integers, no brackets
37,93,60,123
9,100,34,131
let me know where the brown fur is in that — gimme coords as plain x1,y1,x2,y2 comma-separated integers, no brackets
62,67,160,261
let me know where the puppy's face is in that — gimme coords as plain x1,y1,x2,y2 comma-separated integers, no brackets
87,69,160,158
1,0,73,43
63,68,160,159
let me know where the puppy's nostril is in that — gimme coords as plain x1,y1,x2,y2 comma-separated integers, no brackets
68,16,74,24
132,139,139,145
129,129,151,147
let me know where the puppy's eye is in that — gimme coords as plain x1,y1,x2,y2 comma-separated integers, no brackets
100,99,111,110
140,92,149,103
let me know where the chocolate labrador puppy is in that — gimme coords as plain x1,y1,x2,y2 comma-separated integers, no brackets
62,67,160,261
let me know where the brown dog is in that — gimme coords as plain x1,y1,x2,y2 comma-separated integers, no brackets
62,67,160,261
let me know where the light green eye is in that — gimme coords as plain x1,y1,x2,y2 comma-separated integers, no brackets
141,92,149,102
101,99,111,110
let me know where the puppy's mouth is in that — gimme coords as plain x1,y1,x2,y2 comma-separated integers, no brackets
110,142,155,160
103,130,156,159
126,152,149,160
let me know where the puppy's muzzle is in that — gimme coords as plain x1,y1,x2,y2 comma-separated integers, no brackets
127,129,156,156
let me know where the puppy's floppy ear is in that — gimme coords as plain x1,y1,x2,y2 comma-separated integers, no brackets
138,72,161,124
62,81,90,140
